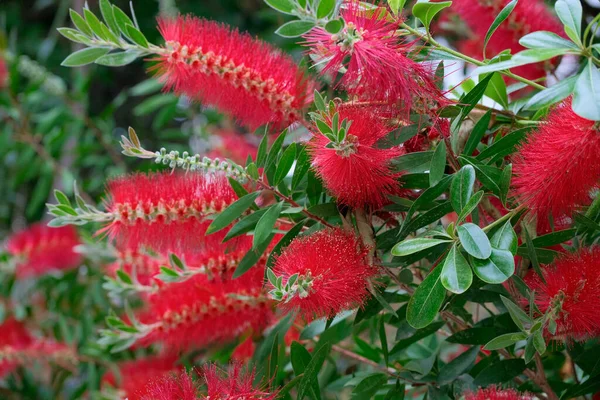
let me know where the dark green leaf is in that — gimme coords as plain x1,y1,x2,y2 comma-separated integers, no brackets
406,266,446,329
473,359,526,385
392,238,452,257
256,129,269,168
490,221,518,254
447,327,499,344
499,164,512,206
206,192,260,234
390,321,446,354
457,223,492,259
451,165,475,213
475,128,529,162
253,202,283,248
524,228,544,281
484,332,527,350
352,373,388,398
463,110,491,156
500,295,532,331
526,228,576,248
438,345,480,385
379,316,389,366
297,343,331,400
273,143,296,185
430,143,447,187
457,191,484,224
292,147,310,189
317,0,335,19
234,233,274,278
392,151,434,173
484,73,509,109
472,248,514,284
266,220,305,268
441,245,473,294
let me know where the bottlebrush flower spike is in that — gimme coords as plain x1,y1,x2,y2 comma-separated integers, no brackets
202,363,277,400
304,2,442,113
231,336,256,363
512,99,600,227
141,370,199,400
271,228,376,319
451,0,564,83
136,267,273,350
0,56,8,88
6,223,82,278
102,172,236,252
465,386,533,400
525,247,600,341
309,106,403,209
206,130,258,165
102,355,180,400
155,15,314,129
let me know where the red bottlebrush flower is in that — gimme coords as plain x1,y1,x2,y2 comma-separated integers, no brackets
465,386,533,400
155,16,314,130
6,223,82,278
206,130,258,165
103,355,180,400
136,267,273,351
102,172,236,252
304,2,442,113
141,370,200,400
451,0,564,83
0,318,33,378
202,364,277,400
512,99,600,227
525,247,600,341
0,56,8,88
309,107,402,209
272,228,376,319
231,336,255,363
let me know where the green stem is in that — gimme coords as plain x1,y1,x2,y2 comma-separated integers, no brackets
400,23,546,91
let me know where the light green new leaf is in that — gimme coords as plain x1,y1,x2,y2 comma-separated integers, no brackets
524,75,576,111
61,47,110,67
555,0,582,45
572,61,600,121
519,31,579,50
392,238,452,257
412,1,452,31
275,20,316,37
483,0,517,58
484,332,527,350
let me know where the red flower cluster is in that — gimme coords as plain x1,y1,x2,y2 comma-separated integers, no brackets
206,130,258,165
136,267,273,351
512,99,600,228
231,336,256,363
102,355,180,400
0,56,7,88
203,364,277,400
141,370,199,400
465,386,533,400
525,247,600,341
103,172,236,252
7,223,81,278
0,318,76,378
309,106,402,209
155,16,314,129
305,1,442,114
272,228,375,319
451,0,564,82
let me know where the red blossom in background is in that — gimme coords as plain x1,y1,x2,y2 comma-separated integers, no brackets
525,247,600,341
202,364,277,400
231,336,256,363
309,106,403,209
102,355,180,400
512,99,600,228
141,370,200,400
0,56,8,88
272,228,375,319
102,172,236,252
450,0,564,83
155,16,314,130
136,267,273,351
6,223,81,278
304,1,442,114
465,386,533,400
206,130,258,165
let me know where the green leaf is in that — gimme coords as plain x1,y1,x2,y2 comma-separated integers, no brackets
457,223,492,259
390,321,446,354
253,202,283,249
206,192,260,234
441,245,473,294
483,0,517,58
83,9,107,39
265,130,287,173
297,343,331,400
473,359,526,386
524,75,576,111
472,249,514,284
457,190,484,225
475,127,529,162
95,50,141,66
490,221,518,254
524,228,544,281
292,147,310,189
54,190,71,207
112,5,135,38
268,333,280,381
234,233,274,278
406,265,446,329
273,143,296,185
519,31,579,50
352,374,388,398
484,73,508,109
392,151,434,173
429,143,446,187
412,1,452,31
61,47,110,67
70,9,93,37
555,0,582,44
573,61,600,121
264,0,296,14
379,316,389,366
500,295,532,331
499,164,512,206
275,20,316,38
125,25,149,48
317,0,335,19
450,165,475,213
392,238,452,257
57,27,93,44
325,19,344,34
484,332,528,350
473,48,574,75
533,330,546,355
388,0,407,15
438,345,479,385
463,110,491,156
99,0,119,34
526,228,576,248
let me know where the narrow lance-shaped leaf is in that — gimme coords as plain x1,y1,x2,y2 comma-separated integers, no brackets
407,265,446,329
